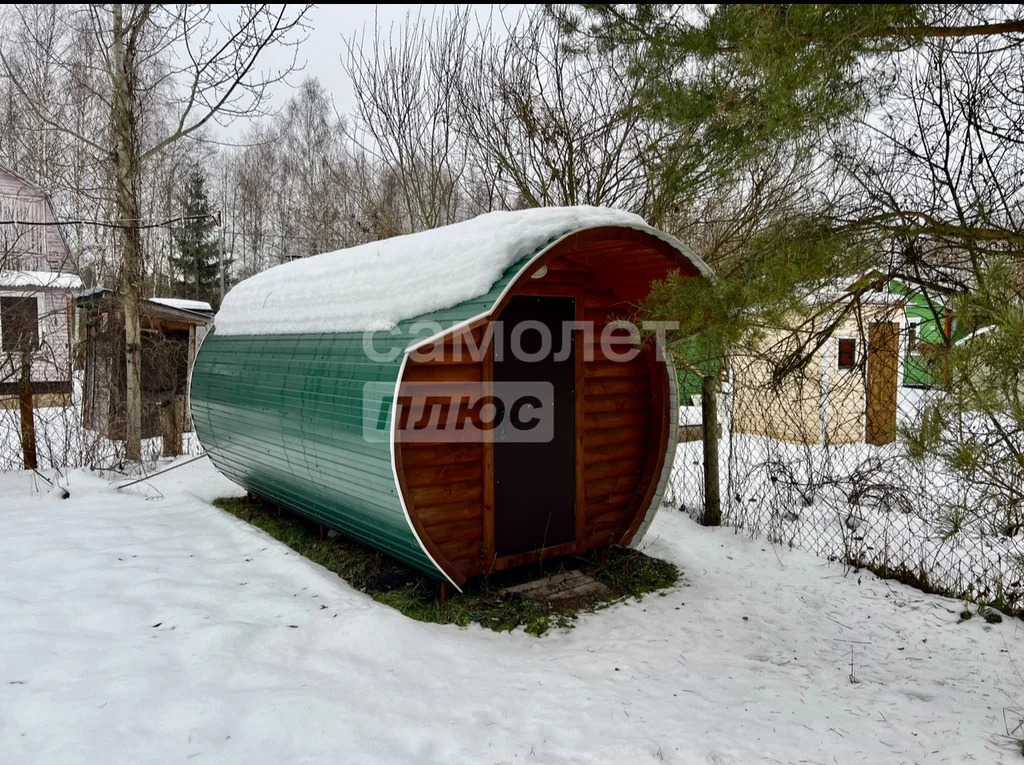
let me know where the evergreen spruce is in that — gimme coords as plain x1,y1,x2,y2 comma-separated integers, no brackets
169,165,223,308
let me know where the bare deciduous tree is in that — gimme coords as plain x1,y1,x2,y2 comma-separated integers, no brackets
1,3,310,461
453,12,666,216
344,11,471,231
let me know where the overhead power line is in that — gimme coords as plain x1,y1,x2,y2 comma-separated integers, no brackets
0,212,219,231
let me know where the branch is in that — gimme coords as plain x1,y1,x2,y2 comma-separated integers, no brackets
896,19,1024,40
0,48,108,156
142,4,311,162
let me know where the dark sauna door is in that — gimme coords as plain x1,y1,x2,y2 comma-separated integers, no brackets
493,295,576,557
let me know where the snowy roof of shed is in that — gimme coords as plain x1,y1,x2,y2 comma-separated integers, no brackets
954,325,995,347
150,297,213,314
0,270,83,290
214,206,705,337
74,287,213,323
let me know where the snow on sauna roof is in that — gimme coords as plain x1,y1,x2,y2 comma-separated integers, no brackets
214,206,653,336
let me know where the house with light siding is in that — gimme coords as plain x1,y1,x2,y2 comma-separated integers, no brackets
731,276,908,446
0,166,81,405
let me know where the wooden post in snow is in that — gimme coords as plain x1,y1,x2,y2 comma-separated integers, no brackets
700,374,721,526
18,351,37,470
160,395,183,458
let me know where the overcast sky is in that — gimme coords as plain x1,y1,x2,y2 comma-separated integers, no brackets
280,4,420,116
253,4,528,120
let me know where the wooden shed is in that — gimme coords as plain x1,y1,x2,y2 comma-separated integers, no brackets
190,207,710,588
77,288,213,440
732,280,907,446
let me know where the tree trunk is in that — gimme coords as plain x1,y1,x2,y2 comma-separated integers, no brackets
111,3,144,462
122,254,143,461
700,374,721,526
18,351,37,471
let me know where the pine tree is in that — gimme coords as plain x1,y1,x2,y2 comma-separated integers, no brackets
169,165,223,307
564,4,1024,516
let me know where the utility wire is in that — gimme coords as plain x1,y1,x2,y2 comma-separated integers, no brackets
0,212,219,231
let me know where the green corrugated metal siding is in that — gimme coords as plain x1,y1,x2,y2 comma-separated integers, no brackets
190,250,537,582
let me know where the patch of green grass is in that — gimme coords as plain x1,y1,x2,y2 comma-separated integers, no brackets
213,495,679,636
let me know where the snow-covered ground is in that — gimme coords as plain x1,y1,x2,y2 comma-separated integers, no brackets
2,457,1023,764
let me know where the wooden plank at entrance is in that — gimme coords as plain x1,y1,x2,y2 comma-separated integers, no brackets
866,322,899,445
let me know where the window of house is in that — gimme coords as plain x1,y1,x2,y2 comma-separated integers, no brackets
0,195,46,255
837,337,857,370
907,321,920,353
1,296,40,352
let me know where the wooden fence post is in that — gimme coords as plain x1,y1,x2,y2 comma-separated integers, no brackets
19,351,37,470
160,394,183,458
701,374,721,526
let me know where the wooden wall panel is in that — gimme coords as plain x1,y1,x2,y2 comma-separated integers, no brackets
397,326,487,580
399,237,689,583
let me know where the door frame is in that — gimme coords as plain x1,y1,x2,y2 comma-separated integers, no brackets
484,283,585,573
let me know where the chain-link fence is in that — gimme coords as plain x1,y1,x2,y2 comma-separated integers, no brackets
668,307,1024,614
0,386,204,473
6,288,1021,618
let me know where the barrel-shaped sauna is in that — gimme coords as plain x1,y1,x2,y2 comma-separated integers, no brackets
191,207,710,588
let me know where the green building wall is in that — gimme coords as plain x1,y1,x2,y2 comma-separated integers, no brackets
888,279,967,387
675,338,721,405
